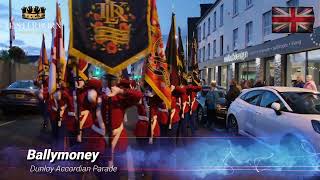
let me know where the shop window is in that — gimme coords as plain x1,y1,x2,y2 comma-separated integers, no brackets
286,52,306,87
308,49,320,90
221,66,228,88
238,61,257,83
265,59,275,86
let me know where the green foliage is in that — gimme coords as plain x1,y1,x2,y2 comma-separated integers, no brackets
0,50,10,62
8,46,26,63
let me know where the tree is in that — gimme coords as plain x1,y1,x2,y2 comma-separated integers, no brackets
8,46,26,63
0,50,10,62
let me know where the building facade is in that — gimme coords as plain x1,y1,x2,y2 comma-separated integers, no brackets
196,0,320,89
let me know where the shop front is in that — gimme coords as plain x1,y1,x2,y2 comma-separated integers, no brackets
199,27,320,89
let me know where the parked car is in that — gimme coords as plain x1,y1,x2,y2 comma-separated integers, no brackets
227,86,320,152
196,85,228,126
0,80,39,113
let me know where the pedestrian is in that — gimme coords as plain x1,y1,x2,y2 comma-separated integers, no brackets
226,79,241,108
294,75,305,88
304,75,318,91
205,81,218,130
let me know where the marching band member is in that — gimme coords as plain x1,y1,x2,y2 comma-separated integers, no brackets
100,74,143,171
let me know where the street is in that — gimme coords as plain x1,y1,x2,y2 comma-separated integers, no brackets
0,108,318,180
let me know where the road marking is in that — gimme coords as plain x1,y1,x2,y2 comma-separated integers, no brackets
0,121,16,127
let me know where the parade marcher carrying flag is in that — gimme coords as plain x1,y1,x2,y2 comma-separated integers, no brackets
49,0,67,95
69,1,151,176
36,34,50,131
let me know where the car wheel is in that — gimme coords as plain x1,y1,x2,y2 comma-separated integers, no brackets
227,115,239,136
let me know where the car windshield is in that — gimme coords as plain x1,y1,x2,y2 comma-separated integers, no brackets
280,92,320,115
8,81,37,90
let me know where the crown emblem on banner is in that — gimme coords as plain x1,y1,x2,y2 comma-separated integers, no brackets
21,6,46,20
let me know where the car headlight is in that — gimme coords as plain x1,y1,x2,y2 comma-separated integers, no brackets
311,120,320,134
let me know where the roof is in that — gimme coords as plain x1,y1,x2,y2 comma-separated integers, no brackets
250,86,318,93
196,0,222,26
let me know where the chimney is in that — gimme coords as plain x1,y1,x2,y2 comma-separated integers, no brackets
200,4,213,17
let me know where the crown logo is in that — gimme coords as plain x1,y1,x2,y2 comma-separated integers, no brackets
21,6,46,20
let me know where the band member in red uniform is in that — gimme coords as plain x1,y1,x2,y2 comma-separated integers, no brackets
176,81,190,145
168,85,185,148
64,59,105,153
47,86,70,150
134,85,160,147
100,74,143,174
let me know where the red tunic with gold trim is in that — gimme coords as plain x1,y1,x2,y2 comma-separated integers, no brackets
102,89,143,153
191,86,202,112
134,97,160,138
157,101,168,125
47,89,70,125
171,87,185,124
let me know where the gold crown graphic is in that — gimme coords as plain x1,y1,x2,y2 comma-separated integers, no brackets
21,6,46,20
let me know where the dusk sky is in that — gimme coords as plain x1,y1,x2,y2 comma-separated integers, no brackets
0,0,213,55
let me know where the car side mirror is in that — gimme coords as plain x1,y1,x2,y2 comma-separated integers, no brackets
271,102,282,115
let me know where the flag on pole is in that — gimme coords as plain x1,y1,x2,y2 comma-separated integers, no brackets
165,13,180,86
145,0,171,108
177,26,188,81
190,37,200,86
272,7,315,33
37,34,49,85
68,0,152,75
49,1,67,94
9,16,15,41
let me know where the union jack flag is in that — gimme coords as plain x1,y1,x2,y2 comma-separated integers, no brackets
272,7,315,33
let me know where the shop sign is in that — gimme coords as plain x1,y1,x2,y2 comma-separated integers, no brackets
224,51,248,63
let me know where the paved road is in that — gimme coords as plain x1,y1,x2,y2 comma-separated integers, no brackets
0,109,318,180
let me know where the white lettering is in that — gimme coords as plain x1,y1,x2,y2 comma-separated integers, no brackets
27,149,36,160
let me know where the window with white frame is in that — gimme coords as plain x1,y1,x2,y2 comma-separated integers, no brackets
246,21,253,46
203,23,206,40
220,4,224,26
263,11,272,36
208,43,211,59
208,18,211,36
213,40,216,56
198,26,201,42
233,0,239,16
203,47,206,62
233,28,239,49
213,11,217,31
246,0,253,8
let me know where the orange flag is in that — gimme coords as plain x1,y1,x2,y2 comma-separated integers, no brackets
145,0,171,108
37,34,49,85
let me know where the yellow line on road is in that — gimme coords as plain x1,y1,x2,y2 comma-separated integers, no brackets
0,121,16,127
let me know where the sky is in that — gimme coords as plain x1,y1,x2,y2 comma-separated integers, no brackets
0,0,213,55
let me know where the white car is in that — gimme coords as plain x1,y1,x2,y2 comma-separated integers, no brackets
227,86,320,152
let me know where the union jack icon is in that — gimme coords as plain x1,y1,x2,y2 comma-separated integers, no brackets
272,7,315,33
